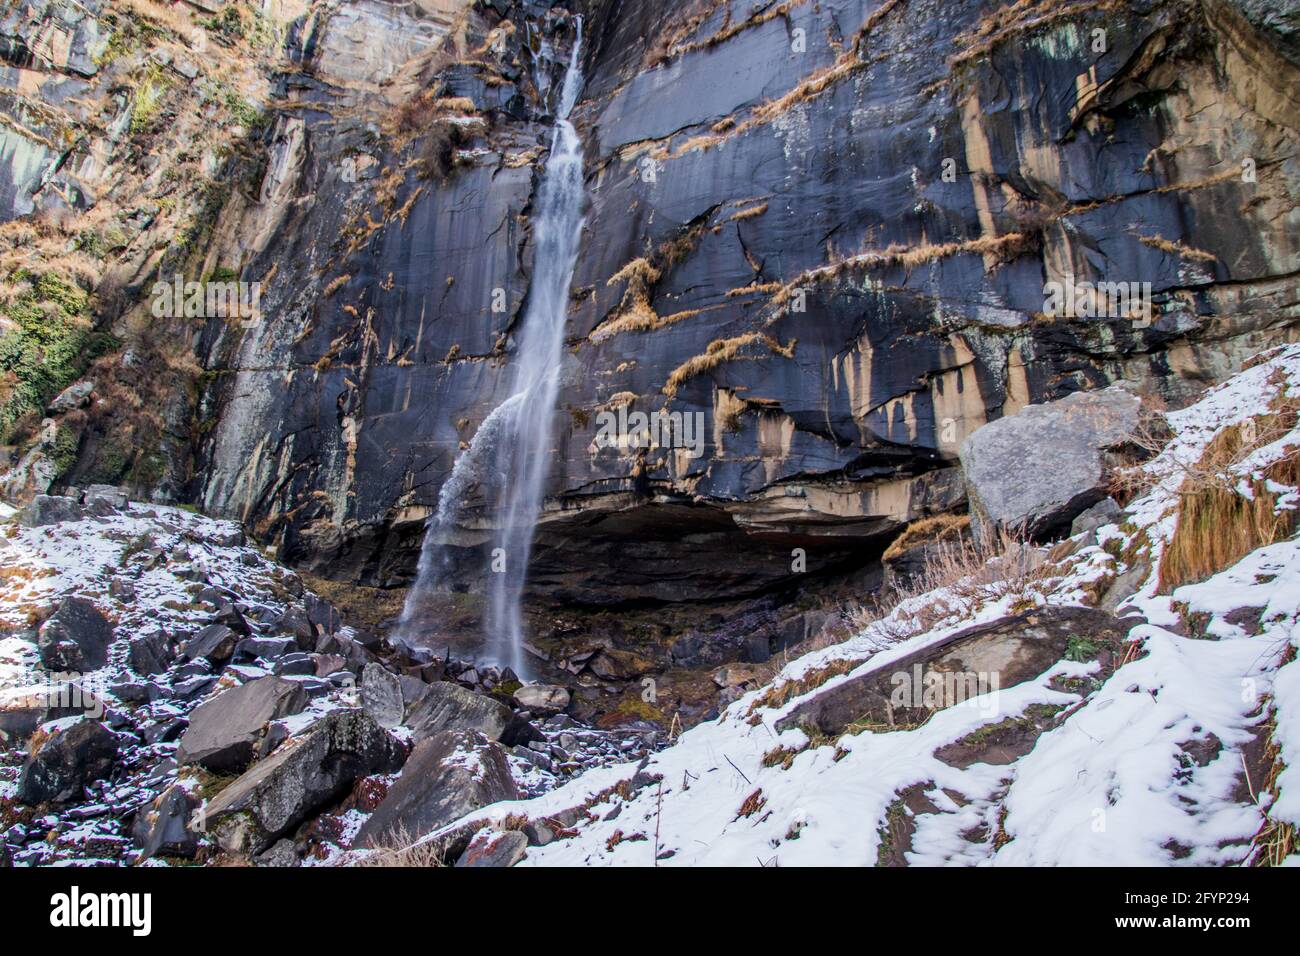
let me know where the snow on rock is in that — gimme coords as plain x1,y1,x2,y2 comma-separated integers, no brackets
431,345,1300,867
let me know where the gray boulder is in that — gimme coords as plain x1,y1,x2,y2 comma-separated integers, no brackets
406,681,535,745
37,597,113,672
81,484,128,509
183,624,238,664
1071,497,1124,537
178,676,309,772
776,606,1130,738
16,718,119,805
355,730,518,849
0,681,103,744
18,495,84,527
360,663,405,728
960,387,1140,539
205,710,404,856
127,630,171,676
47,380,95,414
513,684,571,713
132,785,199,861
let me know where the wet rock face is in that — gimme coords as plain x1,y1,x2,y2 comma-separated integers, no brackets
194,0,1300,604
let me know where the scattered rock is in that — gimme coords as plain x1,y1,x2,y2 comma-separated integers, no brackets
46,380,95,414
37,597,112,672
513,684,570,713
17,718,119,805
18,495,84,527
360,663,405,728
455,828,527,867
205,710,404,856
406,681,535,746
0,681,102,744
178,676,309,772
184,624,238,665
1071,496,1123,537
132,785,199,861
355,730,518,849
254,839,299,868
128,630,171,677
81,484,128,509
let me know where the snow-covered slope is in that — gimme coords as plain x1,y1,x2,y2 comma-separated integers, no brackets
437,345,1300,866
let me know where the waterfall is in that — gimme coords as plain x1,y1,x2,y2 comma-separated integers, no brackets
395,20,586,680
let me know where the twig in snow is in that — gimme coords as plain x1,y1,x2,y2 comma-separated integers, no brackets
724,753,751,785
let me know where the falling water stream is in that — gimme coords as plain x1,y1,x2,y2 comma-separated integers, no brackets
396,20,586,679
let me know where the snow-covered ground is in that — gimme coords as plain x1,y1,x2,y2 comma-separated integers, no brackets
433,345,1300,866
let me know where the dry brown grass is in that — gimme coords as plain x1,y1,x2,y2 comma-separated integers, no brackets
666,0,904,158
882,514,971,561
354,825,446,868
662,333,797,399
1157,389,1300,590
768,232,1031,313
949,0,1124,69
726,203,769,223
1248,651,1298,866
748,657,859,714
1139,235,1218,264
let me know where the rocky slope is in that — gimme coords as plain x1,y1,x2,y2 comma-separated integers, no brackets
0,0,1297,866
3,2,1295,656
408,344,1300,866
0,489,653,865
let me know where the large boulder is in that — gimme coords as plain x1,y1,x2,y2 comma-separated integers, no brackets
36,597,113,672
355,730,518,849
132,785,199,862
18,495,84,527
360,662,405,728
127,630,172,676
205,710,404,856
513,684,571,713
183,624,238,665
178,676,309,772
776,606,1131,737
960,387,1140,540
406,681,535,745
0,681,104,744
16,718,119,805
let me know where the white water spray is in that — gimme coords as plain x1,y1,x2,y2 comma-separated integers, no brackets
396,20,586,679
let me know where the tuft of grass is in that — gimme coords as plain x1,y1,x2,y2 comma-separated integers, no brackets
662,333,797,399
130,64,171,135
1158,396,1300,591
748,657,858,715
883,513,970,562
1138,235,1218,264
355,825,446,868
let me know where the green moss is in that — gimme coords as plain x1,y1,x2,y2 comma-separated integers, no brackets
130,64,171,135
222,90,265,131
1065,635,1100,662
0,271,114,440
48,426,81,479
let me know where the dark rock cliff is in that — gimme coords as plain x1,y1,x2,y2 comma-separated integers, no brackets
5,1,1295,635
191,0,1298,618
